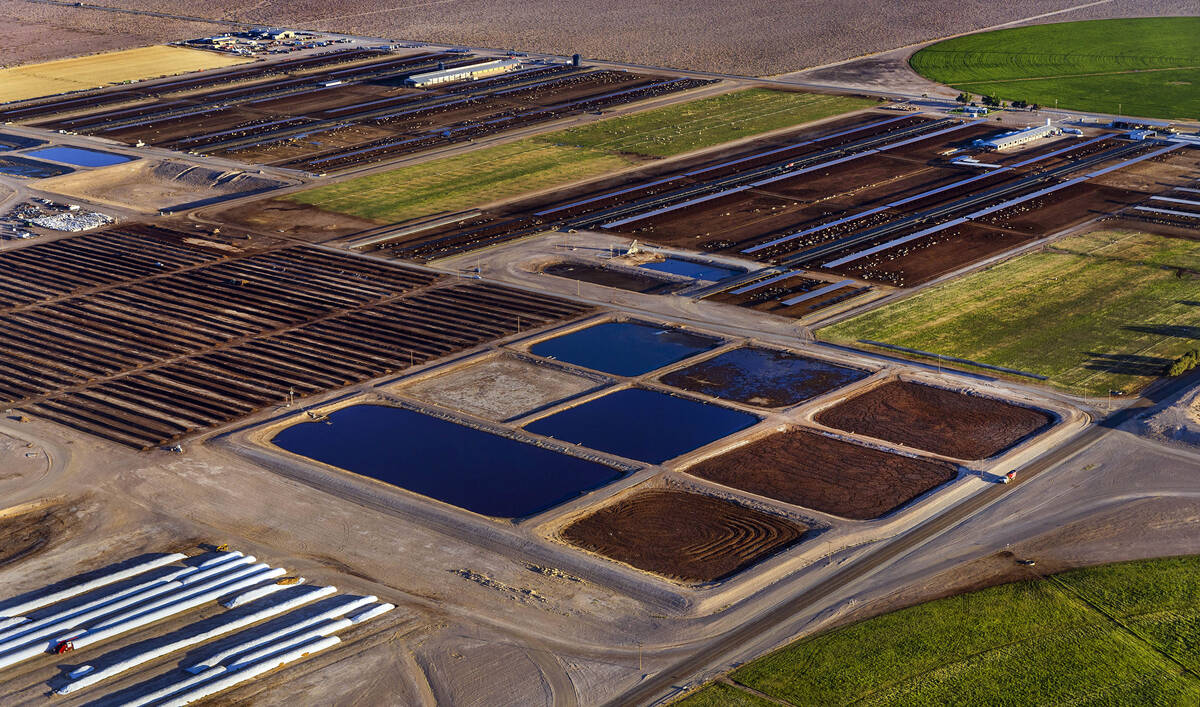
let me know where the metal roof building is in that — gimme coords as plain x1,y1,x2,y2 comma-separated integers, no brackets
976,119,1062,150
406,59,521,87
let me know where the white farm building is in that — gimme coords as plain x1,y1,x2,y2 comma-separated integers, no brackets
976,119,1062,150
406,59,521,87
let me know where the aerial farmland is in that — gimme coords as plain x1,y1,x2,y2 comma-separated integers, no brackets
0,6,1198,707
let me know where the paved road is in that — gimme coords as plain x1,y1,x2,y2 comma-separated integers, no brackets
607,368,1200,706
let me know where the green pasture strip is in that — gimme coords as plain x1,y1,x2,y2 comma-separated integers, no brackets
542,89,876,158
676,555,1200,706
820,230,1200,397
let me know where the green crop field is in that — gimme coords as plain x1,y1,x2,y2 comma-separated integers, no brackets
820,230,1200,397
678,555,1200,706
910,17,1200,120
286,88,874,223
543,89,875,158
286,140,632,223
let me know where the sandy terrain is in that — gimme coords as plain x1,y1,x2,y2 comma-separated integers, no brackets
7,0,1195,75
0,1,232,68
36,160,289,213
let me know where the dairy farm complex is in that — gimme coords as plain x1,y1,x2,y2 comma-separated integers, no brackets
0,14,1198,707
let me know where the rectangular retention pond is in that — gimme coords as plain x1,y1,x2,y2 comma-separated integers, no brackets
25,145,133,167
271,404,626,518
660,346,870,408
529,320,721,376
524,387,759,464
639,257,742,281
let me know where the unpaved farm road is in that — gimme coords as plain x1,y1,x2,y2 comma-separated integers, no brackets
609,368,1200,706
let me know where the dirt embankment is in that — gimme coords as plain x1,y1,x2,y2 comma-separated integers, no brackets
815,380,1054,460
561,488,807,582
684,428,958,519
38,160,288,212
0,498,80,569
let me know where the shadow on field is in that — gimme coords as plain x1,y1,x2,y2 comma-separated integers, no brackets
1123,324,1200,340
1082,352,1170,377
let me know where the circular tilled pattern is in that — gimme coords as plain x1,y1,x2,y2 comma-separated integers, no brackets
561,488,807,583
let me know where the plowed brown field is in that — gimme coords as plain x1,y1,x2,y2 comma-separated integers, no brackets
561,488,806,582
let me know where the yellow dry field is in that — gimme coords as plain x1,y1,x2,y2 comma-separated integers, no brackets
0,46,251,102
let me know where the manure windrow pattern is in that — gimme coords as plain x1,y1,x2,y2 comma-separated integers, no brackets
0,231,592,448
562,489,806,582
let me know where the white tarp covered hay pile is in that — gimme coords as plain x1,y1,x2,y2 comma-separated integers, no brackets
0,547,394,704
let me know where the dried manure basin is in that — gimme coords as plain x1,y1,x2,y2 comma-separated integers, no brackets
525,388,759,464
561,488,807,582
685,428,958,519
398,354,605,421
529,320,721,376
542,263,680,294
272,404,624,518
660,346,869,408
815,380,1054,460
0,156,72,178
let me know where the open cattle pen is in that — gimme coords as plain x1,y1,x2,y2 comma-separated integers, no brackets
0,225,592,450
356,110,1196,311
1,49,710,174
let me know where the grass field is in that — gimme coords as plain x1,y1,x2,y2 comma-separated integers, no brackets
287,140,633,223
542,89,875,158
286,88,874,223
820,230,1200,397
0,45,250,103
910,18,1200,120
678,555,1200,706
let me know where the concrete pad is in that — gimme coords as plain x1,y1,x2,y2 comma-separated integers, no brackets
397,355,606,421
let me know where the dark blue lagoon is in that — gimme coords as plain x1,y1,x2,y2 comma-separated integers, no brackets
272,404,625,518
529,320,721,376
660,346,870,408
640,257,742,281
25,146,133,167
0,133,45,151
0,156,72,178
524,388,759,464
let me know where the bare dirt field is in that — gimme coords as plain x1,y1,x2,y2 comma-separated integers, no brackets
396,354,607,421
683,428,958,519
36,160,289,213
560,487,807,582
814,380,1054,460
208,198,382,241
0,0,230,67
46,0,1198,76
540,262,682,294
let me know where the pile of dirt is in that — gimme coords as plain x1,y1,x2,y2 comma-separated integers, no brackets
815,380,1054,460
0,499,74,568
37,159,288,212
561,488,806,582
1129,383,1200,447
684,428,958,519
